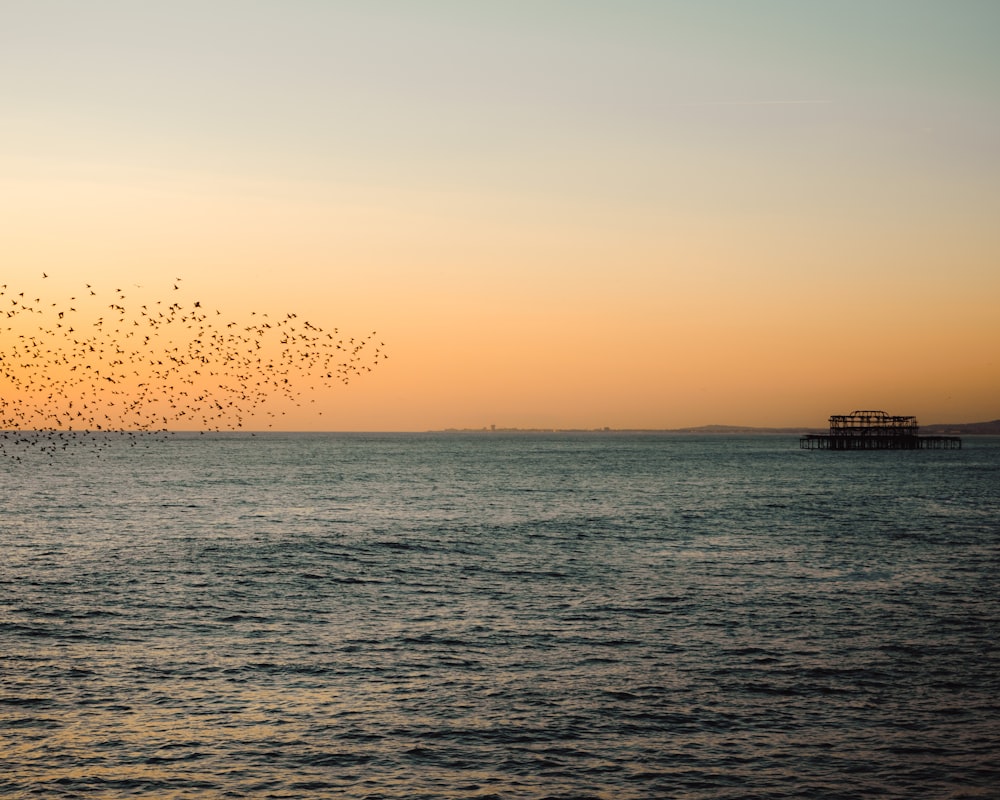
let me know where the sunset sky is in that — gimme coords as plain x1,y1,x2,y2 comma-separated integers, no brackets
3,1,998,430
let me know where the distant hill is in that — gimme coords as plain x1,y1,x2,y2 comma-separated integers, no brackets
664,425,823,434
677,421,1000,435
682,420,1000,436
921,420,1000,435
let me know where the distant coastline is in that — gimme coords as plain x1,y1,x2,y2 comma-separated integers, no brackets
437,420,1000,435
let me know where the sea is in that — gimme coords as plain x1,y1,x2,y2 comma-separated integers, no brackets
2,432,998,799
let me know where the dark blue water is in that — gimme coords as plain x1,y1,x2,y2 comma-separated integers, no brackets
2,433,999,798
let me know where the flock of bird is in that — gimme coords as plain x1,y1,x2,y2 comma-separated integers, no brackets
0,276,385,459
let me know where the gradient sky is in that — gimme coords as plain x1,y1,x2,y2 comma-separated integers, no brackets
3,1,998,430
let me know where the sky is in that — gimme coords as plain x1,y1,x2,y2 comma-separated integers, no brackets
2,1,998,430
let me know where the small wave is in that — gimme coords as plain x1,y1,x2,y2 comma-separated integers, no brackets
144,751,206,764
0,696,55,708
295,752,373,767
218,613,269,623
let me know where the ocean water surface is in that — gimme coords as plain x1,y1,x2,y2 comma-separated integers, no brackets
2,433,999,798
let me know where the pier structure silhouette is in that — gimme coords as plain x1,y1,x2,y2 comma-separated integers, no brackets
800,410,962,450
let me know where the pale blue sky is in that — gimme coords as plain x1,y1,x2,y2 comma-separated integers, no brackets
5,1,997,180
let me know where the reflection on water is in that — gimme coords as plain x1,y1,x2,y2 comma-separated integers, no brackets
2,434,999,798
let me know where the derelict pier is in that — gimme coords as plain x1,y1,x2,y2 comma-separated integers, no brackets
800,410,961,450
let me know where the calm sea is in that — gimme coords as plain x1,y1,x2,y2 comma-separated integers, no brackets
2,433,999,799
